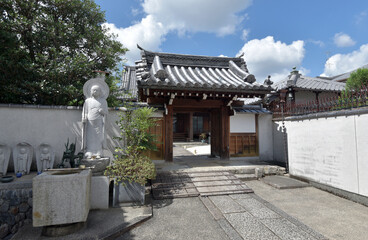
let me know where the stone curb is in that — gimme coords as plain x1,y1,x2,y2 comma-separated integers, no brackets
99,212,152,240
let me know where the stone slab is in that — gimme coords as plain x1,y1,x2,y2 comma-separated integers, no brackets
200,197,224,220
234,197,280,219
216,218,243,240
224,212,279,240
235,198,266,210
261,218,316,240
32,169,91,227
90,176,109,210
229,193,253,200
262,175,309,189
209,195,245,214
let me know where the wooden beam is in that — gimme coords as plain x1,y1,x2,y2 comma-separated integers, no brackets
173,99,223,108
219,105,230,160
189,112,193,141
164,105,173,162
210,109,220,157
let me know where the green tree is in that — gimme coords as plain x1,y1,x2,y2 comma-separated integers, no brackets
105,102,157,186
0,0,127,105
346,68,368,90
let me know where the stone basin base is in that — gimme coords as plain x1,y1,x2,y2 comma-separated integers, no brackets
33,169,91,228
80,157,110,176
42,222,86,237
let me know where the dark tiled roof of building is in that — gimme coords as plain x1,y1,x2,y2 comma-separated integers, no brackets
135,47,273,93
330,64,368,82
119,66,137,99
273,70,346,92
233,105,271,114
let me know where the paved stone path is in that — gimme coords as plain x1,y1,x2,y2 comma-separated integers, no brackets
152,171,253,199
201,193,327,240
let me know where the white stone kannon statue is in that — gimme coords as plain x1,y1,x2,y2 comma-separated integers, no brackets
0,144,11,176
13,142,33,174
36,143,55,172
81,76,109,159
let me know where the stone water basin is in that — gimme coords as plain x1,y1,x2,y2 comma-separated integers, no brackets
32,168,91,227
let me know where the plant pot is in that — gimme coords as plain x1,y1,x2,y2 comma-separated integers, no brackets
113,180,145,206
201,139,205,143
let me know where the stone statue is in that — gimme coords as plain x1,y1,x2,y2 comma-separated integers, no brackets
36,143,55,172
0,144,11,176
81,76,109,159
13,142,33,174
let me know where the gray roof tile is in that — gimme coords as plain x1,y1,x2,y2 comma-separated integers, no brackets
136,48,273,93
273,74,346,92
331,64,368,82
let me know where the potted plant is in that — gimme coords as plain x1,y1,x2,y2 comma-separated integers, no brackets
105,102,157,205
200,133,207,143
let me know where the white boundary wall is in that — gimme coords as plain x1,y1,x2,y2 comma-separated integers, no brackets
276,109,368,197
0,105,126,172
230,113,273,161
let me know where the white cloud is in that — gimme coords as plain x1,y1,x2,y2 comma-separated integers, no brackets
334,32,356,47
104,0,253,65
103,16,167,65
307,39,324,47
131,8,140,16
241,29,250,41
142,0,252,36
322,43,368,76
355,10,367,24
237,36,305,82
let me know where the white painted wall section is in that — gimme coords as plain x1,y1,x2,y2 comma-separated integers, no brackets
258,114,273,161
272,121,286,163
355,114,368,196
285,112,368,197
0,106,124,171
230,114,255,133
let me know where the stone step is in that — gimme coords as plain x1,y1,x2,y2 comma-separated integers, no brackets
234,173,257,181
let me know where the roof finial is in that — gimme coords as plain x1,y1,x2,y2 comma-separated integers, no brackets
264,75,273,86
137,44,144,50
291,66,299,74
238,52,244,58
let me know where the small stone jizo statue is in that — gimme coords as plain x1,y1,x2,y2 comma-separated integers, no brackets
36,143,55,172
0,144,11,176
13,142,33,175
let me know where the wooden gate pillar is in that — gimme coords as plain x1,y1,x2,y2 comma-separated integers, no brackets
210,109,219,157
164,105,173,162
188,112,193,141
219,105,230,160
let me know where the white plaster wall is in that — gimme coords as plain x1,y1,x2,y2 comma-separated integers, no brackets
355,114,368,196
230,114,255,133
285,113,368,197
319,92,339,101
0,106,124,172
294,91,316,104
258,114,273,161
272,121,286,163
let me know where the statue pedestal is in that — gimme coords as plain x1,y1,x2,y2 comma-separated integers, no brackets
80,157,110,176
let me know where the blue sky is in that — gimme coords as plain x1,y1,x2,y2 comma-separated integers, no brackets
96,0,368,82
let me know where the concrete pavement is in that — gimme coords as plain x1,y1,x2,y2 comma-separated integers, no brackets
118,192,326,240
118,197,229,240
246,179,368,240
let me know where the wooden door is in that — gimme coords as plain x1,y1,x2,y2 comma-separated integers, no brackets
147,118,164,160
